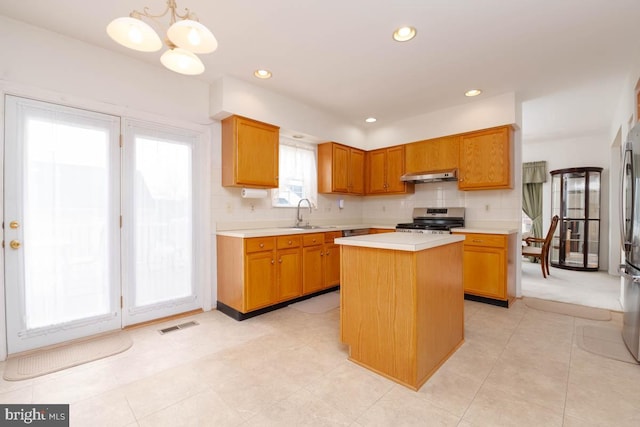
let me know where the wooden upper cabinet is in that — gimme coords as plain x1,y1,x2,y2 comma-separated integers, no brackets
458,125,513,190
318,142,365,194
221,115,279,188
405,135,459,173
365,145,413,195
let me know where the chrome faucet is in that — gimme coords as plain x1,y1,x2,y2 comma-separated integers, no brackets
296,198,312,226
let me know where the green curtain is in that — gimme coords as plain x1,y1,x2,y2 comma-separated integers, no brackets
522,161,547,239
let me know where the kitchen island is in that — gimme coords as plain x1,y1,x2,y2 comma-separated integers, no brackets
335,232,465,390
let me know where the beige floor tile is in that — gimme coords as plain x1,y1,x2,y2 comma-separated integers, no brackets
306,361,395,422
564,380,640,425
355,385,460,426
462,386,564,426
32,365,120,404
70,389,136,427
0,383,33,403
242,387,352,426
0,371,33,395
479,358,568,414
122,363,208,419
137,387,245,427
413,368,483,417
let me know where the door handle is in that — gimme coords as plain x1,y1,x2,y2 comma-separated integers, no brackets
10,240,21,249
9,221,20,229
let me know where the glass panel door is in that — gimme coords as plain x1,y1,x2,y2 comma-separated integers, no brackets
4,96,121,353
121,120,198,325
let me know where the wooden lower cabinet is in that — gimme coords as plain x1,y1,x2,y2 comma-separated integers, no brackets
452,231,517,306
217,234,302,314
217,231,340,318
302,232,342,294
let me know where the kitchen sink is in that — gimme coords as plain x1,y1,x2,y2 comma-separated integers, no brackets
280,225,338,230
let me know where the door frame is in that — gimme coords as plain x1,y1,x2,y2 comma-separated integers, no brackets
0,84,212,359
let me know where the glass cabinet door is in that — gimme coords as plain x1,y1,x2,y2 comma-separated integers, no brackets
550,167,602,271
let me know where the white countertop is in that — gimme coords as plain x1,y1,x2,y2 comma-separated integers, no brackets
335,232,465,252
450,227,519,235
217,224,375,238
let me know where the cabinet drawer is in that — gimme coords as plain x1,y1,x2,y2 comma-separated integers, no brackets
461,233,506,248
245,237,275,253
303,233,325,246
277,235,301,249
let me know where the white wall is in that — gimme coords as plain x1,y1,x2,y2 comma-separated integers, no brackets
366,92,517,149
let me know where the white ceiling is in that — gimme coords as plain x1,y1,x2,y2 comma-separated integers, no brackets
2,0,640,141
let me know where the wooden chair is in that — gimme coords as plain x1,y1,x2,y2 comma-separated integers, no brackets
522,215,559,278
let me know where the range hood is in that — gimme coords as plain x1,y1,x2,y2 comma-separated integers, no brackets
400,169,458,183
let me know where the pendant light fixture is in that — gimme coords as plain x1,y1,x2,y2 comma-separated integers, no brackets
107,0,217,75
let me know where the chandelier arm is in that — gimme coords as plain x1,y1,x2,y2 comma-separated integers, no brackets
129,1,197,24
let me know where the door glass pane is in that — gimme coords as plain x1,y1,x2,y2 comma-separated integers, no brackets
134,137,193,307
24,119,112,329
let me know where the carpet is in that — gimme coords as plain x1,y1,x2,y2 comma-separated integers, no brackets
523,296,612,321
576,325,638,364
3,332,133,381
289,291,340,314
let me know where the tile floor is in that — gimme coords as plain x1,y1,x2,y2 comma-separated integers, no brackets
1,299,639,426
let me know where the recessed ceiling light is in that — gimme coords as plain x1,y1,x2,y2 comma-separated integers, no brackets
393,26,417,42
465,89,482,97
365,117,377,123
254,69,272,79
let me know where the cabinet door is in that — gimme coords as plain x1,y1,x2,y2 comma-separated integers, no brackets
302,245,324,294
349,148,365,194
276,247,302,301
459,126,511,190
245,250,276,311
385,146,407,193
366,149,387,194
222,115,279,188
462,246,506,299
323,243,340,288
405,136,458,173
332,144,350,192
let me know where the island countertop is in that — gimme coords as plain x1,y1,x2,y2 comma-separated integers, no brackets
335,232,464,252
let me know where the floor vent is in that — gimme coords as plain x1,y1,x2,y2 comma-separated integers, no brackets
158,321,199,335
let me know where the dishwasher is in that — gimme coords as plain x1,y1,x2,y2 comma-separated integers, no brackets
341,228,370,237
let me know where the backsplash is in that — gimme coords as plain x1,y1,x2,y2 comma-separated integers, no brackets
213,177,520,231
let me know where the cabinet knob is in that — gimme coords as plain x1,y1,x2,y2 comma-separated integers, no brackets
312,239,317,243
259,243,264,248
320,251,324,256
271,259,275,264
326,250,330,255
287,240,292,245
278,258,283,263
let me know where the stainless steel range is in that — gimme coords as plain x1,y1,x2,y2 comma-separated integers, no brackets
396,207,465,234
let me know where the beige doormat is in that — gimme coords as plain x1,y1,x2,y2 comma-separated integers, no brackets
289,291,340,314
576,325,638,364
3,332,132,381
523,297,611,321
